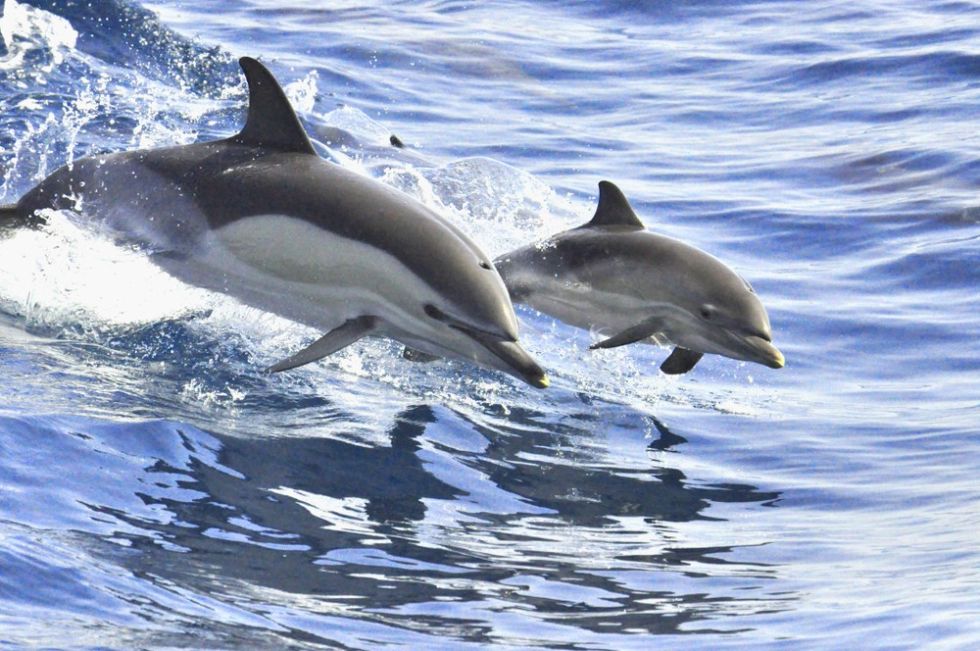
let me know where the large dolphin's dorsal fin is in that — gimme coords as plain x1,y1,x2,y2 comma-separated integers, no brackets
583,181,645,229
233,56,316,155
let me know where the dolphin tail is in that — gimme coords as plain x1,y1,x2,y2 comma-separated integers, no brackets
266,315,379,373
0,204,19,223
0,204,25,235
0,204,44,233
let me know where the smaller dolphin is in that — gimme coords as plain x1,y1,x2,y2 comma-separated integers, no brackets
494,181,784,374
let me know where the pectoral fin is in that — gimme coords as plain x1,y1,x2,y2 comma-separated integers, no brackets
267,316,378,373
659,347,703,375
403,347,438,363
589,317,662,350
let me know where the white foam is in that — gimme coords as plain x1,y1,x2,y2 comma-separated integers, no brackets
0,0,78,70
283,69,319,114
320,105,392,145
0,211,214,329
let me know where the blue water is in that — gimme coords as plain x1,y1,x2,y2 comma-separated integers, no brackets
0,0,978,648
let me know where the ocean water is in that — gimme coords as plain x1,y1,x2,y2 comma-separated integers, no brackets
0,0,978,648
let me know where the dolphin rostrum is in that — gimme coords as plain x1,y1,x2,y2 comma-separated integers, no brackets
493,181,784,375
0,57,549,388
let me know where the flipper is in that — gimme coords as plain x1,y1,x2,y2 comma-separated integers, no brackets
267,316,378,373
581,181,644,230
233,56,317,155
589,317,663,350
659,347,703,375
403,347,438,363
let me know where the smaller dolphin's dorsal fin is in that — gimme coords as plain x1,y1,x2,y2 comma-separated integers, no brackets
583,181,644,229
233,56,316,155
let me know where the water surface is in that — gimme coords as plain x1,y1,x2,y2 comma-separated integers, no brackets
1,1,978,649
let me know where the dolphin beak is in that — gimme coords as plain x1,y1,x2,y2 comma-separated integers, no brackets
744,335,785,369
451,325,550,388
770,347,785,369
479,338,551,388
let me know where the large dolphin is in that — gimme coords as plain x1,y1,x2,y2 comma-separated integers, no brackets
493,181,784,375
0,57,549,388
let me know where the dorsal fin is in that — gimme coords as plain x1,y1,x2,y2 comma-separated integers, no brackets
232,56,316,155
582,180,644,229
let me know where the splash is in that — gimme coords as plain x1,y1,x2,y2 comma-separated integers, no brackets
319,104,393,145
0,210,214,330
0,0,78,72
8,0,235,94
283,68,318,114
425,157,577,254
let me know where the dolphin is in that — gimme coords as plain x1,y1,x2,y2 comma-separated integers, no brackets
493,181,784,375
0,57,549,388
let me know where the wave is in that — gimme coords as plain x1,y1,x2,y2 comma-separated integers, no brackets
10,0,236,92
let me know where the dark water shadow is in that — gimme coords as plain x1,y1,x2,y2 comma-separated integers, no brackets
82,403,789,645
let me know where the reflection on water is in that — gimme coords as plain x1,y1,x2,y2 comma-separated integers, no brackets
3,404,787,646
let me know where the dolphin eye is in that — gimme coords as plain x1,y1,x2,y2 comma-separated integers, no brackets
479,261,492,270
700,305,714,320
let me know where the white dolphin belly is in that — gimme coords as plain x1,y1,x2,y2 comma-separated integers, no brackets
155,214,435,334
